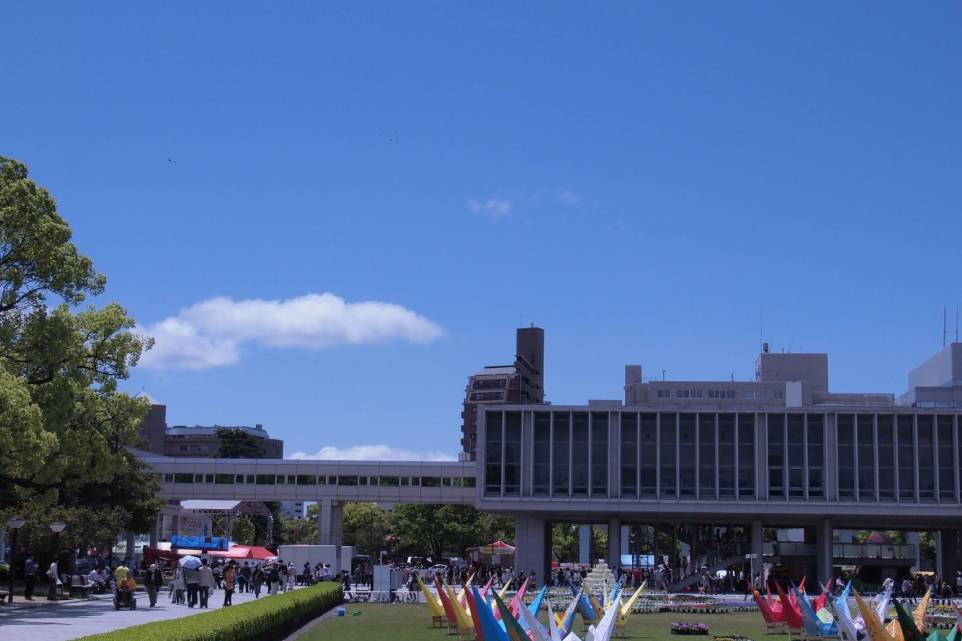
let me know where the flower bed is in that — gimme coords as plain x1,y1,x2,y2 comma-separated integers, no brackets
75,582,342,641
671,622,710,635
712,635,753,641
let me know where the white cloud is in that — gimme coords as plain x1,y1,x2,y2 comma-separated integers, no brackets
288,445,456,462
139,293,444,370
557,189,582,205
467,198,513,220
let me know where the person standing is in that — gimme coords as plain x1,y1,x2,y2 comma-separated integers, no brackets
46,559,60,601
222,562,236,607
287,562,296,591
23,555,37,600
198,559,214,609
144,563,164,607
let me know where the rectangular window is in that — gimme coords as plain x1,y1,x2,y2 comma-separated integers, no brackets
422,477,440,487
837,415,856,500
378,476,399,487
504,412,522,496
718,414,735,498
898,415,915,501
215,474,233,484
572,412,589,497
591,413,608,497
164,473,174,483
553,412,570,496
533,412,551,496
690,390,704,399
857,415,876,501
337,475,357,486
737,414,755,498
679,414,696,498
641,414,657,497
256,474,275,485
463,477,476,488
699,414,716,499
296,475,317,485
768,414,785,499
621,413,638,498
788,414,804,499
807,414,824,499
660,413,677,499
876,415,894,500
485,411,503,495
676,389,690,399
918,415,935,502
276,475,286,484
656,389,670,399
938,416,955,501
708,390,719,399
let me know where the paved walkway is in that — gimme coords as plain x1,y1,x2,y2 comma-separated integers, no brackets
0,587,301,641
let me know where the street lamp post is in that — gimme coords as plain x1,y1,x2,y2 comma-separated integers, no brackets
7,517,25,604
48,522,66,601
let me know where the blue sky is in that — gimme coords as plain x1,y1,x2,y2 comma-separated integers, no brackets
3,2,961,460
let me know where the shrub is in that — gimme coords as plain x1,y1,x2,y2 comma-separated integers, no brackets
76,582,342,641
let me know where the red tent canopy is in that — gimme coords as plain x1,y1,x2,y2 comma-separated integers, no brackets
479,540,516,554
210,545,276,560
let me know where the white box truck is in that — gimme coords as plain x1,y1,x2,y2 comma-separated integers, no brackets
277,544,354,577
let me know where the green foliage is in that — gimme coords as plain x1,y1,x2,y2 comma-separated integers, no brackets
388,504,515,560
0,156,152,509
216,427,264,459
343,503,389,557
231,516,257,546
551,523,579,562
277,516,316,545
75,582,343,641
0,504,129,570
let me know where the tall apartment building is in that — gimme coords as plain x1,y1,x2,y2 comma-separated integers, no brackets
460,326,545,461
137,398,283,459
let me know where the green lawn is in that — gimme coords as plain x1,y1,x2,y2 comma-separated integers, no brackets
302,604,781,641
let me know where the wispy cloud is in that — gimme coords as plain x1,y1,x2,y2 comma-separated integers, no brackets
288,445,456,462
139,293,444,370
467,198,513,220
557,189,582,205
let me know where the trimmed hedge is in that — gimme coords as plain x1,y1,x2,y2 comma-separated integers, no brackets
76,582,342,641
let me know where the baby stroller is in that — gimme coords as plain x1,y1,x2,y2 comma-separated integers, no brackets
113,585,137,610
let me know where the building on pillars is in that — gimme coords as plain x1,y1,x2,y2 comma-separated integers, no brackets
479,343,962,587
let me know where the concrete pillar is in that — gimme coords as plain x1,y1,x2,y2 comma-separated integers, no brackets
608,517,622,571
750,520,763,581
579,524,592,564
621,525,630,558
516,514,548,583
316,499,344,575
149,521,158,548
0,528,6,563
907,532,921,571
816,519,833,582
938,529,960,580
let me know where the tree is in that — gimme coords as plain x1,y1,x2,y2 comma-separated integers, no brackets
0,156,152,509
342,503,389,557
389,504,515,561
231,516,256,545
552,523,579,562
277,517,316,545
215,427,263,458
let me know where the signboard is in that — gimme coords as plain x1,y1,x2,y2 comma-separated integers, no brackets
170,535,229,551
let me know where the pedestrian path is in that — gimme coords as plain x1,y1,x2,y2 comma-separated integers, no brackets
0,586,301,641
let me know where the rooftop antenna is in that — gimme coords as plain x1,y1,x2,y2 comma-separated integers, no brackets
956,306,959,343
944,307,948,348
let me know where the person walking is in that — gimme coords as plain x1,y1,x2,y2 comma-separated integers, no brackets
173,567,186,605
252,565,265,598
198,559,215,609
185,565,200,608
223,562,236,607
23,555,37,600
144,563,164,607
287,562,296,591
